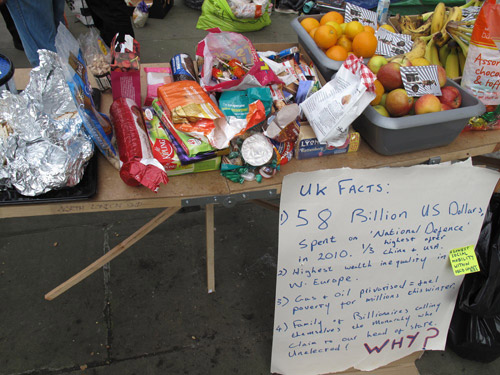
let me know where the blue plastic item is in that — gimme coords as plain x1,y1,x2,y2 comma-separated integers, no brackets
0,54,16,94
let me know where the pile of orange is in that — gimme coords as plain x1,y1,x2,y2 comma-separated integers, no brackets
300,12,378,61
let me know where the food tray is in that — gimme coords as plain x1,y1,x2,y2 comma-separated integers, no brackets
351,79,486,155
0,154,98,205
291,14,368,80
0,90,102,205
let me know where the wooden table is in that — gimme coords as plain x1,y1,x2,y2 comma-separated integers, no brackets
3,52,500,301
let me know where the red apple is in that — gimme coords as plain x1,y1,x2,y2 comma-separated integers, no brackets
441,102,453,111
367,55,388,74
436,65,447,87
385,88,414,117
439,86,462,109
377,62,403,91
415,94,442,115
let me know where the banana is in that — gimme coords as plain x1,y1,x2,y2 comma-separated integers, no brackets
424,37,435,62
431,2,446,34
405,36,428,60
458,49,466,76
445,47,460,79
431,43,442,66
438,43,451,66
434,6,463,48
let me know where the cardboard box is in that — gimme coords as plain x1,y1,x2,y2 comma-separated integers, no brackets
295,125,360,160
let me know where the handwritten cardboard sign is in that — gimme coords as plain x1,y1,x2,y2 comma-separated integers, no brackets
449,245,480,276
271,161,499,374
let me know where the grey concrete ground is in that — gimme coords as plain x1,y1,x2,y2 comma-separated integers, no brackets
1,2,500,375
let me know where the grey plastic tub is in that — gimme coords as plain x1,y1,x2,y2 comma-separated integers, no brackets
352,79,486,155
291,14,368,81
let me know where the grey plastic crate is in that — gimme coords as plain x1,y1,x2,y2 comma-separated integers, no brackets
291,14,371,81
351,79,486,156
291,14,343,81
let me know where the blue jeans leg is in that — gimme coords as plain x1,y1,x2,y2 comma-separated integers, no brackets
6,0,65,67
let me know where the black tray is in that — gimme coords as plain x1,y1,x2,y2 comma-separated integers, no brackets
0,89,103,206
0,153,98,206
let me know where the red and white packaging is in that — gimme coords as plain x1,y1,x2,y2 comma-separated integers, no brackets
110,34,141,104
110,97,168,192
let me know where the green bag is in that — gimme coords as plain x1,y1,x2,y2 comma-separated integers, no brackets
389,0,466,15
196,0,271,32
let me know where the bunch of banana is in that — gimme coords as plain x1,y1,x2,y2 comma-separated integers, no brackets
446,20,473,57
433,6,463,48
396,14,434,40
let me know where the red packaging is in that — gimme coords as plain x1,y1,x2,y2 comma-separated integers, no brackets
110,97,168,192
110,34,141,104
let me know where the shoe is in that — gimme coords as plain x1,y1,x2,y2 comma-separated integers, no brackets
13,39,24,51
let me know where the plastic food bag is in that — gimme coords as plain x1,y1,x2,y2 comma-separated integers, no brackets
196,0,271,32
462,0,500,131
227,0,270,18
55,24,120,169
78,28,112,91
133,1,150,28
218,87,272,137
300,54,376,146
447,193,500,363
196,30,282,92
157,80,231,149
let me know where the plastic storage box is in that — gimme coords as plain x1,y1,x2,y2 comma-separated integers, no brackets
291,14,368,80
352,79,486,155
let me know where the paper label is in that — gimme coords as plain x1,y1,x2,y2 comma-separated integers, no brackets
449,246,480,276
345,3,377,28
401,66,442,97
375,28,413,57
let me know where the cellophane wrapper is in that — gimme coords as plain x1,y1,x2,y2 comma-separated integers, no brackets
0,50,94,196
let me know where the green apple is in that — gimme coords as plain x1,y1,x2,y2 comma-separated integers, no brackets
367,55,388,75
373,105,390,117
380,93,388,107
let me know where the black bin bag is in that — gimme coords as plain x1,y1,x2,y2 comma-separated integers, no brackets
447,193,500,363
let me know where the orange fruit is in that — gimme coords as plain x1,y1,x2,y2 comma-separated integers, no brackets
314,25,338,49
320,11,344,25
325,21,343,38
345,21,364,40
370,80,385,106
336,35,352,52
301,17,320,33
309,27,319,39
352,31,378,58
326,45,348,61
364,25,376,34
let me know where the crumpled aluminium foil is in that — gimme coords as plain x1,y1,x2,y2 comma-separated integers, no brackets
0,50,94,196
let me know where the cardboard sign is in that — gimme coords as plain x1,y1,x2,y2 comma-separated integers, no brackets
449,246,480,276
271,161,499,375
375,28,413,57
344,3,377,28
401,66,442,97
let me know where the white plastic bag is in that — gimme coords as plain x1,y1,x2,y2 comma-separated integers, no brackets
300,55,376,146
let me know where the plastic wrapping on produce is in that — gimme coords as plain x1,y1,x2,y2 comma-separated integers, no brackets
0,50,94,196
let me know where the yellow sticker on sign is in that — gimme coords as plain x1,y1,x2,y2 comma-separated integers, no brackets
449,245,480,276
